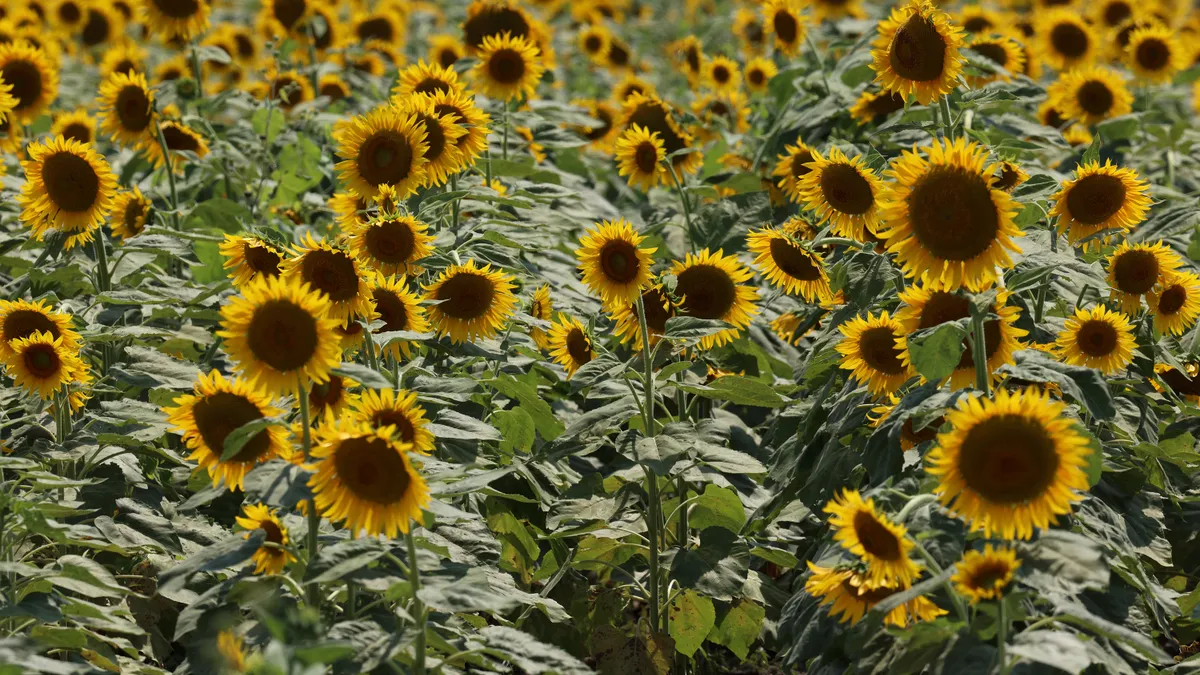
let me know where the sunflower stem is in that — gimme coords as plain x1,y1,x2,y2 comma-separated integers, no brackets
189,41,204,100
664,161,696,252
635,294,663,633
153,120,181,227
297,373,320,608
405,529,427,675
501,99,510,160
805,32,831,94
997,598,1009,675
450,174,461,231
938,96,955,139
895,493,938,523
53,390,71,445
970,312,989,394
910,537,969,623
362,319,381,374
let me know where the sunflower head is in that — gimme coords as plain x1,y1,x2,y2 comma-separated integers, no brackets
547,315,594,376
96,70,156,146
772,142,817,202
743,56,778,94
614,124,667,192
848,89,906,126
1054,305,1137,375
19,135,118,249
220,235,286,288
416,88,491,166
1,329,91,400
528,284,553,350
109,188,151,242
836,311,914,398
317,73,351,103
746,227,831,303
572,98,618,150
394,93,468,187
805,562,946,628
141,0,212,40
763,0,808,56
0,36,58,125
282,234,375,321
702,55,740,94
1050,160,1149,250
140,119,210,174
952,545,1020,603
619,91,699,174
422,259,519,344
348,213,436,277
1148,271,1200,336
367,273,432,360
349,387,436,455
870,0,966,104
1125,25,1184,83
235,503,296,575
50,109,96,146
992,160,1029,193
577,23,611,63
334,106,431,200
1105,241,1181,313
0,299,82,361
1046,65,1133,126
798,147,884,241
393,60,465,99
824,489,922,589
965,35,1026,87
1037,9,1097,70
428,34,465,69
575,219,657,309
669,248,760,350
472,32,545,102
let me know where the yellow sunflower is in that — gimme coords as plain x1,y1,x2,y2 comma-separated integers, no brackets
992,160,1029,193
837,311,914,398
334,106,430,200
97,71,155,146
577,23,611,64
575,219,657,309
1050,160,1149,250
668,35,705,84
317,73,351,103
528,284,553,350
1036,9,1097,71
797,147,884,241
746,227,831,302
80,4,125,49
619,92,700,175
164,370,289,490
428,34,465,69
418,88,491,166
702,55,740,94
743,56,778,94
348,388,435,455
927,387,1092,539
870,0,965,104
1,330,90,400
308,416,430,537
1062,124,1093,147
220,235,286,288
347,215,435,278
966,35,1026,87
49,0,88,33
1092,0,1135,30
868,395,944,450
802,0,865,22
257,0,312,39
1154,362,1200,403
216,631,246,673
878,137,1022,291
763,0,807,57
282,234,375,322
423,259,519,343
217,275,343,396
392,60,465,99
1046,66,1132,126
670,249,760,350
260,69,315,111
603,36,635,72
472,32,544,102
395,93,468,187
305,373,360,419
611,286,676,351
848,89,906,126
805,563,946,628
0,298,82,360
19,136,117,250
109,188,151,242
548,315,594,376
367,273,432,360
614,124,666,192
50,109,95,146
235,503,296,575
772,142,817,203
733,7,767,54
1055,305,1136,374
140,0,211,40
1105,241,1182,313
825,489,921,588
0,75,16,124
140,120,210,174
952,545,1020,603
0,42,59,125
1125,25,1184,83
573,98,619,151
1148,271,1200,336
958,5,1009,36
153,56,189,84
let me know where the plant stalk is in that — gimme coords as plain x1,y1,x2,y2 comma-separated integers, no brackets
997,598,1009,675
406,530,427,675
970,312,989,394
664,161,696,252
635,294,662,632
297,373,320,608
938,96,955,139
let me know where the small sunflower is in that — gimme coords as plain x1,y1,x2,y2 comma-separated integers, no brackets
668,35,705,84
966,35,1026,87
49,0,88,33
258,0,311,39
217,275,343,396
317,73,351,103
80,5,124,48
952,545,1020,603
1047,65,1133,126
733,7,767,54
50,109,95,145
604,37,635,71
958,5,1008,36
1148,272,1200,336
878,137,1022,291
1,330,90,400
235,503,296,575
743,56,778,94
611,286,676,351
423,259,519,344
347,214,435,278
164,370,289,490
393,60,464,99
577,23,611,64
472,32,544,102
0,299,82,360
109,188,151,242
141,0,211,40
261,69,315,111
619,92,700,175
461,0,540,53
347,388,435,455
576,219,657,309
763,0,807,57
140,119,210,174
368,273,432,360
548,315,594,376
1092,0,1135,30
1125,25,1184,83
772,141,817,203
282,234,375,322
153,56,189,84
216,631,246,673
1062,124,1093,147
428,34,465,69
805,563,946,628
1036,9,1097,71
702,55,740,94
614,124,667,192
690,91,751,140
573,98,619,151
868,395,944,450
1050,160,1149,249
220,235,286,288
870,0,965,104
848,89,906,126
334,106,430,200
1055,305,1136,374
1154,362,1200,402
992,160,1029,193
308,416,430,537
837,311,914,398
825,489,921,588
0,42,59,125
1105,241,1182,313
19,136,117,250
670,249,760,350
797,147,884,241
746,227,831,302
927,387,1092,539
528,284,553,350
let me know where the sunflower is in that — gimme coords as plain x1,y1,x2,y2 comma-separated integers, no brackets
419,88,491,165
261,69,314,111
528,284,553,350
461,0,537,51
746,227,831,302
669,249,760,350
573,98,618,150
216,631,246,673
1062,124,1093,147
763,0,807,57
154,56,189,84
19,136,117,250
548,316,594,376
702,55,740,94
347,215,435,279
1092,0,1135,30
428,34,465,69
317,73,351,103
878,137,1022,291
0,299,82,360
393,60,464,99
620,91,700,175
770,312,807,345
927,387,1092,539
576,219,657,309
109,188,151,242
825,489,921,588
1154,362,1200,403
797,147,884,241
669,35,705,84
80,4,124,48
868,395,944,450
472,32,544,102
258,0,312,39
282,234,375,322
992,160,1029,193
966,35,1026,86
848,89,906,126
1,330,89,400
235,503,296,575
603,36,634,71
1055,305,1136,374
1050,160,1149,250
1105,241,1182,313
220,235,286,288
743,56,778,94
97,71,155,146
308,416,430,537
614,124,667,192
803,0,865,22
367,273,431,359
423,259,518,343
958,5,1008,36
871,0,965,104
334,106,430,200
733,7,767,54
837,311,914,398
689,91,750,140
577,23,610,63
1046,66,1132,126
49,0,87,33
1036,9,1097,71
141,0,211,40
611,285,676,351
1148,272,1200,336
306,374,359,419
0,42,58,125
1125,25,1184,83
394,94,467,187
217,275,343,396
952,545,1019,603
50,109,95,145
772,142,817,203
140,120,210,174
164,369,289,490
805,563,945,628
895,284,1027,390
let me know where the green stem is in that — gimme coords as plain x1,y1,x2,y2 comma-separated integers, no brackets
997,598,1009,675
53,390,71,444
92,235,110,293
970,312,989,394
664,161,696,253
938,96,955,139
895,493,938,523
676,475,688,551
502,99,510,160
297,373,319,608
189,42,204,99
909,538,968,623
635,294,662,633
406,530,427,675
805,32,831,94
153,120,180,225
450,174,460,231
362,319,381,373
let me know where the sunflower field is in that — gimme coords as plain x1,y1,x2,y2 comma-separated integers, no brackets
5,0,1200,673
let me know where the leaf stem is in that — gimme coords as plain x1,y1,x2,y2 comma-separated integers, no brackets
635,293,663,633
938,96,955,139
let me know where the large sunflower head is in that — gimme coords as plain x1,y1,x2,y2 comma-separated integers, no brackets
763,0,808,56
0,42,58,125
1050,160,1149,250
282,234,375,321
878,137,1022,291
417,88,491,167
824,489,922,589
575,218,657,309
422,259,518,344
669,249,760,350
392,60,465,99
1046,65,1133,126
394,93,468,187
848,88,906,126
348,387,435,455
836,311,914,398
746,227,831,303
797,147,884,241
235,503,296,575
109,187,151,242
367,273,431,360
50,109,95,146
1125,25,1184,83
347,213,436,278
1036,9,1097,70
1148,271,1200,336
220,235,286,288
19,136,117,249
97,71,155,147
164,370,289,491
1105,241,1182,313
926,387,1093,539
614,124,667,193
217,275,343,396
1,329,90,400
870,0,965,105
140,0,211,40
952,545,1020,604
1054,304,1136,374
619,91,699,174
308,416,430,537
472,32,545,102
140,119,210,174
334,106,430,200
548,315,594,377
772,141,817,203
805,562,946,628
0,298,82,361
610,285,676,351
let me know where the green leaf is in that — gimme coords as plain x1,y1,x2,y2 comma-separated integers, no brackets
906,322,967,382
1080,427,1103,487
476,626,593,674
706,599,765,660
667,589,715,656
1096,114,1140,142
1008,630,1093,674
221,415,287,461
183,198,251,233
305,538,387,583
669,528,750,601
1020,530,1109,596
688,485,746,533
681,376,787,408
491,374,564,440
158,532,265,592
331,363,393,389
493,407,535,453
428,410,501,441
251,107,286,143
664,316,730,339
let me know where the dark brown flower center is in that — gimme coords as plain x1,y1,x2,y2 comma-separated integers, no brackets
372,288,410,331
1,59,42,113
163,124,201,152
371,410,416,443
1102,1,1132,27
791,150,814,179
1135,38,1170,70
244,244,282,277
1066,174,1126,225
437,272,495,320
972,42,1008,69
152,0,201,19
357,131,415,187
42,151,100,213
1075,80,1114,117
246,300,320,371
1050,22,1089,59
599,239,641,284
769,239,823,281
1111,250,1159,294
1158,284,1188,315
273,0,306,31
414,113,446,161
81,9,111,46
867,92,906,123
963,17,993,34
463,7,531,49
115,84,152,133
626,101,687,165
890,15,947,81
357,17,393,42
820,163,874,215
907,166,998,261
365,220,417,264
299,249,358,302
310,375,345,411
1076,319,1117,356
3,310,60,343
333,436,412,504
193,392,271,463
853,510,901,560
123,196,146,233
565,328,592,365
859,326,906,375
437,47,459,69
633,140,659,174
773,10,799,43
23,343,60,378
958,414,1060,503
258,518,284,545
677,265,736,320
60,122,91,144
608,42,630,67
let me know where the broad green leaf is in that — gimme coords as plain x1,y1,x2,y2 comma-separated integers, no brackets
688,485,746,533
706,599,765,660
667,589,715,656
221,415,287,461
1009,630,1093,674
906,322,967,382
669,528,750,601
493,407,535,453
305,538,387,584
